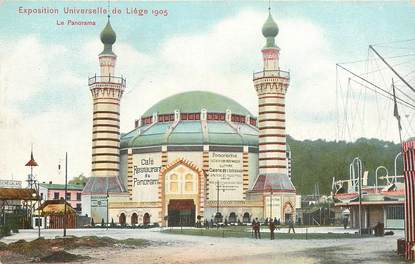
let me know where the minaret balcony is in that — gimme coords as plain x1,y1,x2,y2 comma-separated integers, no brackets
88,74,126,89
253,69,290,81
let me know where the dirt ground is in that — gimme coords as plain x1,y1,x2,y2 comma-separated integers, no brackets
0,228,409,264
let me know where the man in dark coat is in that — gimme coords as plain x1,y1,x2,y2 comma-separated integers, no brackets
253,218,261,239
269,220,276,240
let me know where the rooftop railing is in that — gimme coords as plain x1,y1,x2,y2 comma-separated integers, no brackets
88,74,126,88
253,69,290,80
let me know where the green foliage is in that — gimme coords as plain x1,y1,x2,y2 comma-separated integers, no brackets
1,225,11,237
68,173,88,186
288,136,402,195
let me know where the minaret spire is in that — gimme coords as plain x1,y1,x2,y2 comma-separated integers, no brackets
252,8,296,222
89,19,125,179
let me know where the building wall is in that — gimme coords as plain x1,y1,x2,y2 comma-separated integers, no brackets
113,145,270,225
367,205,383,228
47,189,82,211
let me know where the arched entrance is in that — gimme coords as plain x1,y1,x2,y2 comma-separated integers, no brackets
143,213,150,225
243,212,250,223
160,158,205,227
214,212,223,223
131,213,138,225
119,213,126,225
229,212,237,223
168,199,195,227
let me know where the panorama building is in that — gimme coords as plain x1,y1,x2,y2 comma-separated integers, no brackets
82,10,299,226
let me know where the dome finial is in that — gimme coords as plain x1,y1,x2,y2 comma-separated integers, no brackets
261,7,279,48
100,18,116,55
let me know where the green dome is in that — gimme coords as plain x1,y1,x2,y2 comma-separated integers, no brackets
262,13,279,38
143,91,253,117
120,91,259,148
100,19,116,55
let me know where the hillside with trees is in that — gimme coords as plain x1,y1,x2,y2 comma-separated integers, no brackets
288,136,402,195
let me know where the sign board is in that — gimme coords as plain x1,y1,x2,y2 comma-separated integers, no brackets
91,195,107,208
208,152,243,201
132,153,161,202
0,180,22,189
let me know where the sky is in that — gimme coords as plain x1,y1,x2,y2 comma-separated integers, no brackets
0,1,414,184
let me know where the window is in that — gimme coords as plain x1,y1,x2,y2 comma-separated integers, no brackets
77,193,81,201
169,174,179,193
386,205,404,220
184,174,194,192
35,218,42,227
54,192,59,200
66,193,71,201
76,203,82,212
40,193,44,201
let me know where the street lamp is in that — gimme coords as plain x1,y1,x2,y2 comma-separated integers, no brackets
375,166,388,192
350,157,363,236
394,152,402,182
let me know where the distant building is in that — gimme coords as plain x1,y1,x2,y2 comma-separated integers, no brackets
334,176,404,230
39,182,83,214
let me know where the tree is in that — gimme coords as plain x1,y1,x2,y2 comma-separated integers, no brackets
68,173,88,186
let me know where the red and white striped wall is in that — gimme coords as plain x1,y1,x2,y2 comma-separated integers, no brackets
254,47,290,177
89,54,125,177
403,139,415,260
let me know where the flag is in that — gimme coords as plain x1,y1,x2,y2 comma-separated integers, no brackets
392,80,402,130
25,150,38,167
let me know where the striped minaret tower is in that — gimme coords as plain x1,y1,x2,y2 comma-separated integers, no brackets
253,9,295,192
89,17,126,177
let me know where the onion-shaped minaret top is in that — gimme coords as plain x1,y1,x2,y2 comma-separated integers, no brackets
100,17,117,55
261,11,279,48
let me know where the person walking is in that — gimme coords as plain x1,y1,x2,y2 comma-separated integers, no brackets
275,217,280,230
253,218,261,239
287,217,295,234
269,220,276,240
343,216,348,229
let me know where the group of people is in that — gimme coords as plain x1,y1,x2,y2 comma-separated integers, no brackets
252,217,296,240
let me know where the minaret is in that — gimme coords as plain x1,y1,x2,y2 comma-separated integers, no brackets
253,10,295,192
89,17,126,178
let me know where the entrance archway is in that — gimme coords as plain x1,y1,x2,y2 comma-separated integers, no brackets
214,212,223,223
229,212,237,223
131,213,138,225
243,212,250,223
160,158,205,226
143,213,150,225
119,213,126,225
168,199,195,227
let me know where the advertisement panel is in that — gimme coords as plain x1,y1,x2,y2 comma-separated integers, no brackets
208,152,243,201
132,153,161,202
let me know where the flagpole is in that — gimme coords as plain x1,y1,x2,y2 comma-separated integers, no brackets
392,78,404,148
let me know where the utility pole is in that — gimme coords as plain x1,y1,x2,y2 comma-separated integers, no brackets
216,180,221,225
106,189,109,230
64,152,68,237
270,190,272,219
37,181,41,238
